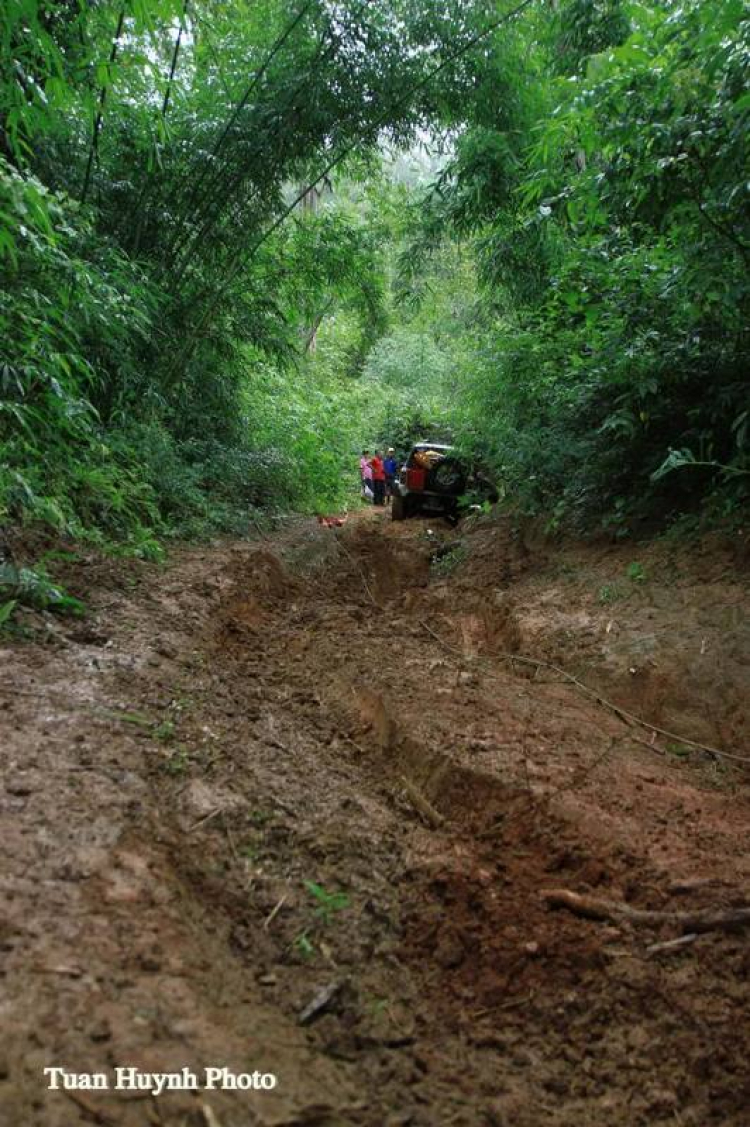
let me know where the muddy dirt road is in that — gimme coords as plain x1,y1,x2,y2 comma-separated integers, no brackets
2,510,750,1126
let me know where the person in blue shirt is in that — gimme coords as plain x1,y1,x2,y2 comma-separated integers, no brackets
383,448,398,505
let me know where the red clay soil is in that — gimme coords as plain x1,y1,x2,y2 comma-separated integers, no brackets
1,510,749,1126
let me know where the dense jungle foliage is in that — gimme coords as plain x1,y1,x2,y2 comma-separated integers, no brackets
1,0,748,566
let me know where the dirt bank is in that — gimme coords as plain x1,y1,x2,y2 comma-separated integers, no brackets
1,511,749,1126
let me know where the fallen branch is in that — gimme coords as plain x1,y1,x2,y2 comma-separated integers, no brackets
263,893,288,930
298,979,344,1026
200,1104,224,1127
188,807,223,832
418,620,750,766
541,888,750,935
222,814,241,865
400,775,445,829
32,963,83,977
477,815,506,840
646,933,700,956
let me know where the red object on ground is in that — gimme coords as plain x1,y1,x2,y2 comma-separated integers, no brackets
406,467,426,491
317,515,347,528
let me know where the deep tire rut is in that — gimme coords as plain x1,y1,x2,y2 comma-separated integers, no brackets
2,513,749,1126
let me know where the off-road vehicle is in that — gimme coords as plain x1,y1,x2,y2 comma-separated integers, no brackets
391,443,494,522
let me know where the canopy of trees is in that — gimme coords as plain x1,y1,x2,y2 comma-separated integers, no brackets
1,0,748,553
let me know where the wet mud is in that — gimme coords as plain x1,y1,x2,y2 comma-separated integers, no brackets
1,511,749,1125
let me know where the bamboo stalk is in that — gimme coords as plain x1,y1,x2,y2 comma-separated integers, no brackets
162,0,189,118
81,4,126,205
167,16,344,281
129,0,190,254
166,0,318,265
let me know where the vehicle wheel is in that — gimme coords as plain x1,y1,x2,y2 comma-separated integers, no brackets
391,493,406,521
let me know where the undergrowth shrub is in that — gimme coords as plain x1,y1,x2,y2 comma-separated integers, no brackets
0,558,85,626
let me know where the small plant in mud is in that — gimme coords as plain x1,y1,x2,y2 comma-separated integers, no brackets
626,561,647,583
598,583,623,605
236,812,275,866
163,748,190,775
365,996,389,1017
286,883,351,964
430,541,466,577
293,932,316,960
96,706,152,729
248,809,273,828
153,719,176,743
170,694,195,713
0,599,16,628
304,881,350,924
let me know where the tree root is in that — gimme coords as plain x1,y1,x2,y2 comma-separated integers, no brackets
541,888,750,934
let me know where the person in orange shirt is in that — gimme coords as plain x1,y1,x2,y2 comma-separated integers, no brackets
370,450,386,506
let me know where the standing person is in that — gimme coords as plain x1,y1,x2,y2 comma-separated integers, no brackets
383,447,398,504
360,450,372,499
370,450,386,506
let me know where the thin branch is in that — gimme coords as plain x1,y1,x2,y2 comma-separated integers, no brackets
687,169,750,263
303,296,334,353
417,619,750,766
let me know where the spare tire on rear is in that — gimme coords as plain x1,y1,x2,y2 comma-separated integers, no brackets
428,457,466,495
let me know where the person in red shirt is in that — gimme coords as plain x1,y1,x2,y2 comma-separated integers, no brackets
369,451,386,506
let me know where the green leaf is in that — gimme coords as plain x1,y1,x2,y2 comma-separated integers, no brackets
0,600,17,626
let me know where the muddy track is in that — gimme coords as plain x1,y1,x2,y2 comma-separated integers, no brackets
2,512,750,1126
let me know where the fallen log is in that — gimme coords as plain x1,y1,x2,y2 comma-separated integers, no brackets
541,889,750,935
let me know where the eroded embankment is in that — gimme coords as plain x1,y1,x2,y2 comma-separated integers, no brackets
1,512,749,1127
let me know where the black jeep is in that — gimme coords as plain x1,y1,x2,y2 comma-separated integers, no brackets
391,443,496,522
